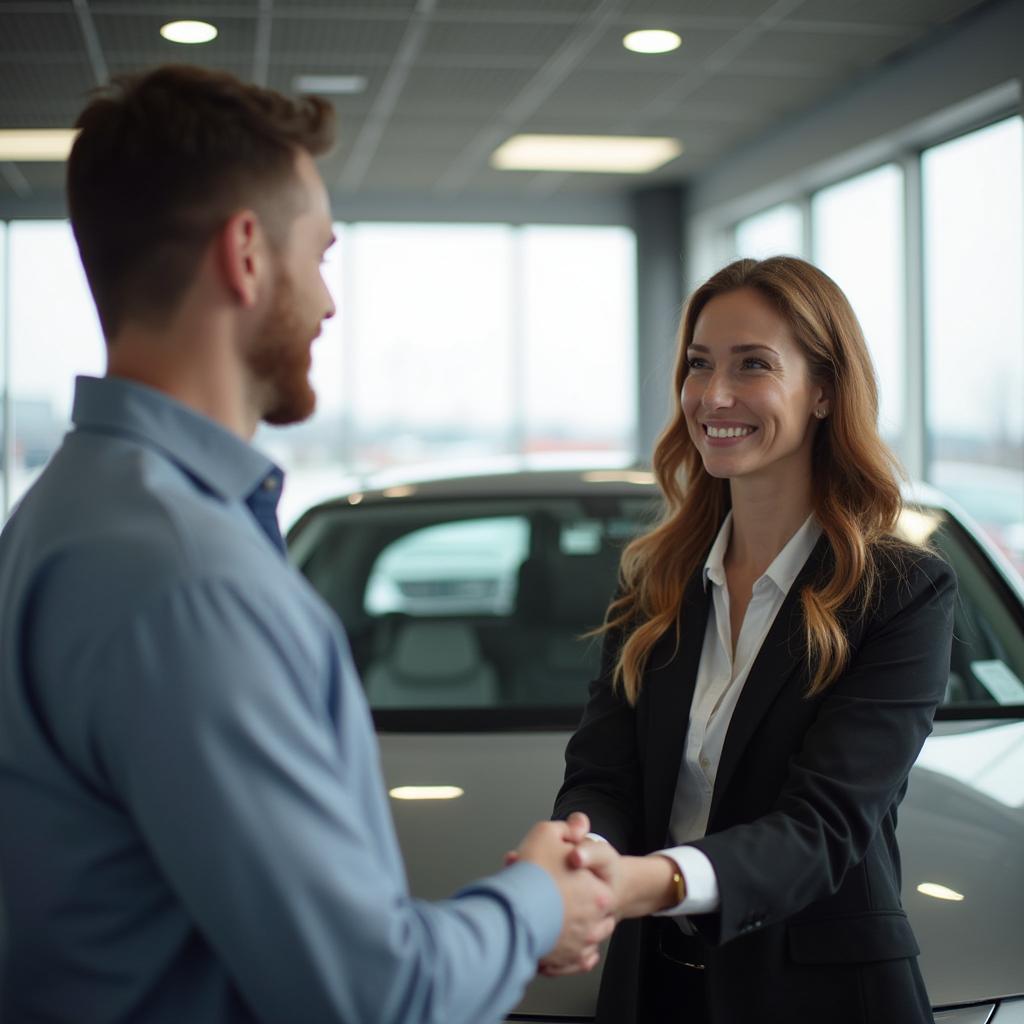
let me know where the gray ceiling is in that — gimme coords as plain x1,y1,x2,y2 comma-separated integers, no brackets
0,0,993,207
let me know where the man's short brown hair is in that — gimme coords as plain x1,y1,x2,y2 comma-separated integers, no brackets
67,64,335,339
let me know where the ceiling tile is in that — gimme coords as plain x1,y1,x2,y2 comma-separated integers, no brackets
436,0,598,14
0,59,95,127
0,12,83,55
749,23,917,70
793,0,988,27
622,0,781,18
272,14,411,59
420,19,576,63
92,13,258,64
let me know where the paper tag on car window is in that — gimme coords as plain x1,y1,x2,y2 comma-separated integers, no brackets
971,660,1024,705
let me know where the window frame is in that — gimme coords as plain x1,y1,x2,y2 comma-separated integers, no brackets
725,109,1023,560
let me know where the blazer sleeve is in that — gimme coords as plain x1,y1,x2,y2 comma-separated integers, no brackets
689,549,956,947
552,624,645,853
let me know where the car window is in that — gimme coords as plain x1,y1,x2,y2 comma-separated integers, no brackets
292,496,655,713
364,517,529,617
291,494,1024,719
921,511,1024,708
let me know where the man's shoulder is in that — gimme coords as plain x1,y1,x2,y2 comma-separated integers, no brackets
5,436,288,641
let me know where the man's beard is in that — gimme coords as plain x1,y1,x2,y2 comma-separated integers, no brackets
247,269,318,426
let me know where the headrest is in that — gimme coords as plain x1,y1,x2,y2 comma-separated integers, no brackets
517,550,618,626
391,621,482,680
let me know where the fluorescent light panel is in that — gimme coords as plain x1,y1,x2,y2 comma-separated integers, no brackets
293,75,367,95
492,134,682,174
0,129,77,161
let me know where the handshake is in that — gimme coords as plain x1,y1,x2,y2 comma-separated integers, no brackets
507,811,682,977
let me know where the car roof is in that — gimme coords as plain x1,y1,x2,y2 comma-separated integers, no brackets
296,467,956,509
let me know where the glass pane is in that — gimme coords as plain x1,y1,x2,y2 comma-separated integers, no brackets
923,117,1024,578
8,221,105,511
347,223,515,476
734,203,804,260
520,226,635,463
365,516,529,617
294,495,655,710
1,219,7,517
914,511,1024,708
812,164,905,447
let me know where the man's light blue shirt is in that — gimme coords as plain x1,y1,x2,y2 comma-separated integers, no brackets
0,376,561,1024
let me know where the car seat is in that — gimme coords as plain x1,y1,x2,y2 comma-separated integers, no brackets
364,620,500,708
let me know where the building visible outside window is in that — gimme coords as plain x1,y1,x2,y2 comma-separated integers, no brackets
812,164,905,451
734,202,804,260
923,116,1024,574
6,222,104,512
0,220,638,530
520,226,636,461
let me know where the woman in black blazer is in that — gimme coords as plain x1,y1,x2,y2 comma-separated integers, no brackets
551,256,955,1023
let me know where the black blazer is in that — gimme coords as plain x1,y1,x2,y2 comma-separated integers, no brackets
554,538,956,1024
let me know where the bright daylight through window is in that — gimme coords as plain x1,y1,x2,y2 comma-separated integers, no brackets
923,116,1024,574
0,221,636,529
812,164,905,450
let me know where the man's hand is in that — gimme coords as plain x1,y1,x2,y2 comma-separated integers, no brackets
513,816,616,976
575,844,681,920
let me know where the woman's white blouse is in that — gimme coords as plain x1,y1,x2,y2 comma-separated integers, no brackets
653,511,822,919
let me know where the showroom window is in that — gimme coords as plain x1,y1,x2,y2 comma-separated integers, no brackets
0,221,637,528
734,202,804,260
923,116,1024,574
729,115,1023,576
4,221,104,512
812,164,905,448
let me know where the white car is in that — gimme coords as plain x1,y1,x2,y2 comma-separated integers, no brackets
289,469,1024,1023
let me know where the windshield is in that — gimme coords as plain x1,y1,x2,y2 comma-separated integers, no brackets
291,494,1024,724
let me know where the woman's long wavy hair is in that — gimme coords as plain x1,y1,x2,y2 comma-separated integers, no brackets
605,256,907,704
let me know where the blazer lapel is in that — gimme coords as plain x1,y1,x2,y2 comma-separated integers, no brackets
643,569,711,849
708,535,831,826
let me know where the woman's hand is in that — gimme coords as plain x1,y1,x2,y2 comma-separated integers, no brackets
572,842,682,920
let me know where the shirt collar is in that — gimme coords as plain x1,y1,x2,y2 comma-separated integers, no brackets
71,375,279,502
703,510,822,594
703,512,733,590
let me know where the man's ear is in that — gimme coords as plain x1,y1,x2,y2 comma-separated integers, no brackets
219,209,267,308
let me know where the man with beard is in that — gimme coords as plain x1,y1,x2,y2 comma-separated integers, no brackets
0,65,614,1024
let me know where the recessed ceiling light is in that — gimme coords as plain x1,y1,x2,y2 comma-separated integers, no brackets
0,129,78,161
389,786,464,801
623,29,682,54
293,75,368,95
916,882,965,902
492,134,683,174
159,20,218,45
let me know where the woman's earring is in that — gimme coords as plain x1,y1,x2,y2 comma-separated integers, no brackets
815,407,827,419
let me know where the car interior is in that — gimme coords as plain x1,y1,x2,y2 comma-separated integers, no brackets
295,497,1024,715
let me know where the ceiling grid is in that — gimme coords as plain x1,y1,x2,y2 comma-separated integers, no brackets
0,0,993,204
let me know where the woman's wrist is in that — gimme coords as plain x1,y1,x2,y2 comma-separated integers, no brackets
619,854,685,918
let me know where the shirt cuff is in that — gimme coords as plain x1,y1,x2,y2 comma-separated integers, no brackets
650,845,720,917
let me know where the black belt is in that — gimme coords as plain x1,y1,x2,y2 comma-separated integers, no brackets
655,918,707,970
